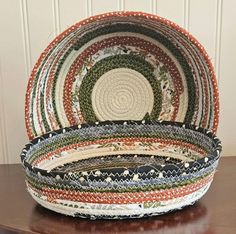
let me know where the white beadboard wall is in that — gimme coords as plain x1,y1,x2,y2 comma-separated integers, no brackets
0,0,235,164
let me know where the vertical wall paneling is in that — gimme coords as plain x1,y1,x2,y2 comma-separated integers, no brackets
184,0,189,30
217,0,236,156
155,0,185,27
188,0,217,62
0,62,8,164
20,0,32,77
214,0,223,80
92,0,119,15
118,0,124,11
87,0,92,16
0,1,28,163
27,0,55,66
59,0,87,32
124,0,152,13
151,0,157,14
52,0,61,36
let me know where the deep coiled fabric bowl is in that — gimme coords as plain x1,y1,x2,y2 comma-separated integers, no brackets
25,12,219,140
21,120,221,219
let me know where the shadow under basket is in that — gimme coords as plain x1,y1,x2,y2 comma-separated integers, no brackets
21,120,222,219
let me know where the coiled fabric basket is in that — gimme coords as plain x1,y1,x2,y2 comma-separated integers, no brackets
21,120,221,219
22,11,222,219
25,12,219,140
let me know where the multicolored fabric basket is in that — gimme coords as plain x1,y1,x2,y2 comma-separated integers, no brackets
25,12,219,139
21,120,221,219
21,11,222,219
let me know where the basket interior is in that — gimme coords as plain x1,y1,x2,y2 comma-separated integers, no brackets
23,121,217,174
25,12,219,139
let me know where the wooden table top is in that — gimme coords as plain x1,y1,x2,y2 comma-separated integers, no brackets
0,157,235,234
